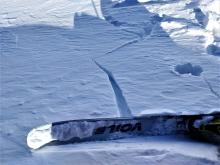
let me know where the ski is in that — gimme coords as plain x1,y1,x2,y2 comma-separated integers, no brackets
27,112,220,149
27,62,220,149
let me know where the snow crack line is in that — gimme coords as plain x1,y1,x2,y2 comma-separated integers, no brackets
93,38,139,60
91,0,100,18
94,60,132,117
106,38,139,55
203,77,220,99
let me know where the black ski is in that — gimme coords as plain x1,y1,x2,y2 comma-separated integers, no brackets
27,113,220,149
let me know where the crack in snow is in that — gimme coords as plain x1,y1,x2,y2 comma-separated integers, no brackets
94,60,132,118
203,77,220,99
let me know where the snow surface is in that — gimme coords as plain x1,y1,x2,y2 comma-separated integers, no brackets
1,0,220,164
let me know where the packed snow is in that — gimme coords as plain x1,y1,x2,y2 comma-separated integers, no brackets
1,0,220,164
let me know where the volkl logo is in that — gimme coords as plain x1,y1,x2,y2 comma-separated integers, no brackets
94,122,142,135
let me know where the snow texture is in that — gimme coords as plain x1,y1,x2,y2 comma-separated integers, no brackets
1,0,220,164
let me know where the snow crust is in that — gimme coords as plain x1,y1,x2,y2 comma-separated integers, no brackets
1,0,220,164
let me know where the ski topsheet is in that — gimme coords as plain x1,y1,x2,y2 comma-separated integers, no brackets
27,113,220,149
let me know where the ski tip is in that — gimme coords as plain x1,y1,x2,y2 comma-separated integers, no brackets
27,124,54,150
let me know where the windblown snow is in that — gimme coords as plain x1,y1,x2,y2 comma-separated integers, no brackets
1,0,220,165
